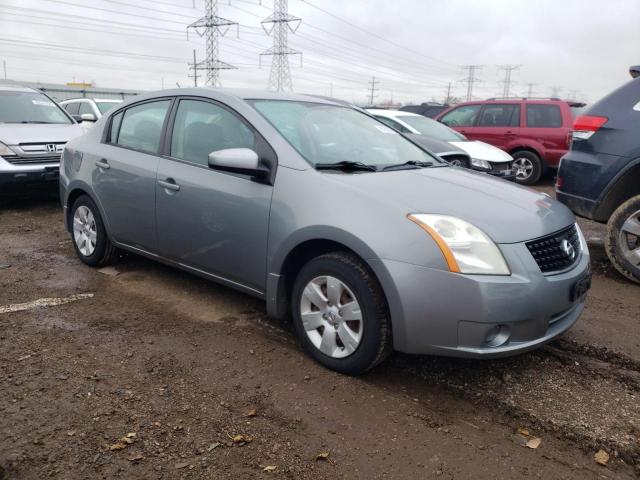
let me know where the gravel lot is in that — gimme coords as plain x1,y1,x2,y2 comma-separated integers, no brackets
1,183,639,479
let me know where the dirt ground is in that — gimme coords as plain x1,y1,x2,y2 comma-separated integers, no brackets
1,182,639,479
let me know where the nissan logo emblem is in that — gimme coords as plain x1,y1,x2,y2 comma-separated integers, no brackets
560,239,576,260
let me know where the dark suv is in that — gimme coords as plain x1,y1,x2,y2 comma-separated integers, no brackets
436,98,585,185
557,66,640,284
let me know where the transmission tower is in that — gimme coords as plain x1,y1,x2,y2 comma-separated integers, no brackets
460,65,482,101
525,82,537,97
550,85,562,98
260,0,302,92
499,64,521,97
187,0,238,87
444,82,453,104
367,76,379,106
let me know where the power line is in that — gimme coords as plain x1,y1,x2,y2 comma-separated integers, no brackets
260,0,302,92
498,64,521,97
187,0,239,87
460,65,482,101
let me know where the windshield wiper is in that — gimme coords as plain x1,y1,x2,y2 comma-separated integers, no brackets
382,160,434,171
315,160,377,172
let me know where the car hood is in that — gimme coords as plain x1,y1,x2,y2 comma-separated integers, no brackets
405,134,467,156
449,140,512,162
0,123,86,145
324,167,574,244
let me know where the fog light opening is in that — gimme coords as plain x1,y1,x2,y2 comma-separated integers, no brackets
484,325,511,348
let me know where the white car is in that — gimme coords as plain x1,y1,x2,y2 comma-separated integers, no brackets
369,109,513,177
60,98,122,125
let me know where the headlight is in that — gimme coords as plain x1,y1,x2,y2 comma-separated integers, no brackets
0,142,17,157
407,214,510,275
470,158,491,170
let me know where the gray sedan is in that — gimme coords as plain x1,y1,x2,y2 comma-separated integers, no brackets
59,89,591,374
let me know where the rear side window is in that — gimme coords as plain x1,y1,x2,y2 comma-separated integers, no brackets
114,100,171,154
478,104,520,127
64,102,80,115
526,104,562,127
170,99,255,166
439,105,481,127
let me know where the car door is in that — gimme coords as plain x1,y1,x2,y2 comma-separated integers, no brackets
93,98,172,250
524,103,567,165
474,103,521,150
155,97,274,293
438,104,482,140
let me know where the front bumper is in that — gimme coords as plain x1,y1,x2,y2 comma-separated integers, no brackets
372,235,590,358
0,156,60,186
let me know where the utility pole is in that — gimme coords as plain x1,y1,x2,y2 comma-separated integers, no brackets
460,65,482,101
187,0,238,87
444,82,453,104
526,82,537,97
260,0,302,92
2,60,6,80
188,49,201,87
368,76,379,106
550,85,562,98
498,64,521,97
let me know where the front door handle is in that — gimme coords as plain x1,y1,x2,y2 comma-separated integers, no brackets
95,159,110,169
158,178,180,192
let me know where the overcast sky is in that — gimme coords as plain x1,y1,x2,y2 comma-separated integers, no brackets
1,0,638,105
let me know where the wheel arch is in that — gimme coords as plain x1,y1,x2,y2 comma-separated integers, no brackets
266,230,393,326
64,182,111,237
594,159,640,222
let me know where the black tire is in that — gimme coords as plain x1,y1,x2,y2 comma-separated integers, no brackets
605,195,640,284
70,195,119,267
511,150,543,185
291,252,392,375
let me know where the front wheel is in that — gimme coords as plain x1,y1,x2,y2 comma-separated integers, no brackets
511,150,542,185
291,252,392,375
70,195,119,267
605,195,640,284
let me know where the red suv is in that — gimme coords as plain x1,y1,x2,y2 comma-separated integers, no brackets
435,99,585,184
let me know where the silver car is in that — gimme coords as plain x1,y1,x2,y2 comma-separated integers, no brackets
0,85,85,188
60,98,123,124
60,89,591,374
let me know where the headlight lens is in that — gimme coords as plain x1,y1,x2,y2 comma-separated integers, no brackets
408,214,510,275
470,158,491,170
0,142,17,157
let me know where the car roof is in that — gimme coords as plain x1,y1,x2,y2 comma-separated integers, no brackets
129,87,349,107
0,84,38,93
367,109,422,118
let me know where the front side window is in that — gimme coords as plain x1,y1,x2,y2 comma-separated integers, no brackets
439,105,481,127
252,100,440,168
170,100,255,166
477,104,520,127
397,115,465,141
115,100,171,154
64,102,80,115
526,104,562,127
0,90,72,124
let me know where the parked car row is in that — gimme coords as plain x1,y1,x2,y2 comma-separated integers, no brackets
0,85,120,189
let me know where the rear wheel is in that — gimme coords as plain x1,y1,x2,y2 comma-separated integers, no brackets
512,150,542,185
605,195,640,284
70,195,119,267
291,252,392,375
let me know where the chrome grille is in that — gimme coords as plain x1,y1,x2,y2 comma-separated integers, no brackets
4,154,61,164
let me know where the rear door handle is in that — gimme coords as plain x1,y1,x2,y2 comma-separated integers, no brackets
158,178,180,192
95,159,110,169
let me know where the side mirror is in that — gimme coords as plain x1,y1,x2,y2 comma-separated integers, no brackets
80,113,97,122
207,148,267,178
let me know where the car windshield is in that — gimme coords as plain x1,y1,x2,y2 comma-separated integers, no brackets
251,100,442,169
0,90,72,124
396,115,465,141
95,101,122,114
